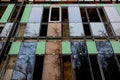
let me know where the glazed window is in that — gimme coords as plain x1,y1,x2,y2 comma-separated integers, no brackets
49,7,61,22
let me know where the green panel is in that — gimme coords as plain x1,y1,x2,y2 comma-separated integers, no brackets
96,4,103,7
86,41,97,54
79,4,85,7
9,42,21,54
20,4,32,23
0,4,14,23
36,42,46,55
110,41,120,54
61,4,68,7
43,4,50,7
62,41,71,54
114,4,120,15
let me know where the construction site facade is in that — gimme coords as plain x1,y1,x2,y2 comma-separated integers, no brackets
0,0,120,80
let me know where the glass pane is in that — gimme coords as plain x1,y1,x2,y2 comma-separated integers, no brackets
28,6,43,22
24,23,40,37
0,23,13,37
90,22,107,36
71,41,87,54
111,23,120,36
96,41,113,54
19,42,36,55
50,8,59,21
71,42,92,80
12,55,35,80
104,7,120,22
69,23,84,36
68,7,82,22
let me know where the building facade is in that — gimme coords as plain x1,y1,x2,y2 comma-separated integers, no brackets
0,0,120,80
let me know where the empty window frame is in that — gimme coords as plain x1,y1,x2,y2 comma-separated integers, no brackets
24,23,41,37
0,6,7,19
87,8,101,22
69,23,84,36
62,7,68,23
90,22,107,36
17,24,26,37
28,6,43,23
83,24,92,36
49,7,61,22
80,8,88,22
68,6,82,22
9,5,20,22
42,8,49,23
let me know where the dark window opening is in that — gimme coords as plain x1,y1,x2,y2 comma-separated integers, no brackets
87,8,101,22
63,55,72,80
62,23,69,37
83,24,91,36
9,6,20,22
62,8,68,22
90,55,103,80
117,55,120,65
33,56,44,80
99,8,108,22
40,24,48,36
101,56,120,80
80,8,88,22
0,26,4,34
50,8,59,21
72,54,92,80
42,8,49,22
0,6,7,18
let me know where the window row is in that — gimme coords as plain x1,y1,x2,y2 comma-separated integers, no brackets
0,4,120,23
0,0,120,2
1,41,120,80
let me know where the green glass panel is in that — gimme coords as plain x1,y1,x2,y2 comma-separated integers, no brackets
61,4,68,7
114,4,120,15
110,41,120,54
96,4,103,7
36,42,46,55
79,4,85,7
20,4,32,23
0,4,15,23
43,4,50,7
62,41,71,54
9,42,21,54
86,41,97,54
